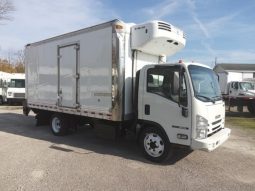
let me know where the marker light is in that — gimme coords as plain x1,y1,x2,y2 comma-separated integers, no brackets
115,25,123,30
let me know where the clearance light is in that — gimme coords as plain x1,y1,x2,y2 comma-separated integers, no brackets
115,25,124,30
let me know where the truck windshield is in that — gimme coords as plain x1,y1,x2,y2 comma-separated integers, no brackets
9,79,25,88
188,65,221,102
239,82,254,90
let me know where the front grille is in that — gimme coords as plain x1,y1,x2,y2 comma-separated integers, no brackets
212,125,221,131
158,22,171,32
208,128,222,137
14,93,25,98
212,119,222,125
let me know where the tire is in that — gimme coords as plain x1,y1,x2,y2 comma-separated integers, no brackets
0,96,3,105
247,103,255,114
50,113,69,136
139,126,172,163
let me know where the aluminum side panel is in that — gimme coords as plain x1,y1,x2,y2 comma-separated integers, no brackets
26,26,113,111
79,27,112,112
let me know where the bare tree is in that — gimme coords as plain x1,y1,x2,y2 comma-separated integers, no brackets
15,49,25,64
0,0,15,22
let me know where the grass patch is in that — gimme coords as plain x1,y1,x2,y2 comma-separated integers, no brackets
226,117,255,129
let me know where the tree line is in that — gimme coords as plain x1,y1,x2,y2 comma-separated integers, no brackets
0,48,25,73
0,59,24,73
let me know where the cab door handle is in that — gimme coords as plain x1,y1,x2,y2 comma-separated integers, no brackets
145,104,150,115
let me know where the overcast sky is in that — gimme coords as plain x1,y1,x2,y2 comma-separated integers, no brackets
0,0,255,67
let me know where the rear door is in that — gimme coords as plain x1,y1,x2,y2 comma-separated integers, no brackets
58,44,79,108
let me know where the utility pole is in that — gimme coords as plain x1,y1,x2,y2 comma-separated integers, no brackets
214,57,217,67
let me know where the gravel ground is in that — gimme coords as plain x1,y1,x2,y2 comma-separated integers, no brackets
0,107,254,191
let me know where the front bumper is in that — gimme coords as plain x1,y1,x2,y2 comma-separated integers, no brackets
191,128,231,151
7,98,25,103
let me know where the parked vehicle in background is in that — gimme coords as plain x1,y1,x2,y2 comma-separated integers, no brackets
214,63,255,113
7,73,25,105
23,19,230,162
0,71,11,104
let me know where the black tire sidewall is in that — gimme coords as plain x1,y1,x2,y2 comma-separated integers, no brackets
140,126,171,163
248,104,255,114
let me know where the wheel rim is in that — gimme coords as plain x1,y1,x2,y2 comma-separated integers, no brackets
144,133,164,157
52,117,61,133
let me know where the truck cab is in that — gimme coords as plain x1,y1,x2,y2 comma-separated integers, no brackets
227,81,255,97
7,73,25,104
137,62,231,161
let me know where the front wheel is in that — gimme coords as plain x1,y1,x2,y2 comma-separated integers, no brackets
139,126,172,163
50,113,69,136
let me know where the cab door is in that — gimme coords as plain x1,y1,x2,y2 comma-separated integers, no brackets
229,82,239,96
139,65,192,146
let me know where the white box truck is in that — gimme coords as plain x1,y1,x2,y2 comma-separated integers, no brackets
216,70,255,113
7,73,25,104
24,20,230,162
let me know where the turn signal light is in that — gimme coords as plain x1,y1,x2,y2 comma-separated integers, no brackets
177,134,188,140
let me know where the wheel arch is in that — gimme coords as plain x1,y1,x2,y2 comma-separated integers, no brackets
137,120,170,143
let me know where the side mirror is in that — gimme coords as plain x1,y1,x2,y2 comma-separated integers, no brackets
182,107,188,117
234,83,238,90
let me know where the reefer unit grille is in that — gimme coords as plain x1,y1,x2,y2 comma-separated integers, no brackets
158,22,171,32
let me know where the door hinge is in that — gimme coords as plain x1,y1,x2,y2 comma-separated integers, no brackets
74,45,80,50
74,103,80,108
75,73,80,79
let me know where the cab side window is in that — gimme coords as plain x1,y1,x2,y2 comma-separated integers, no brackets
147,67,181,104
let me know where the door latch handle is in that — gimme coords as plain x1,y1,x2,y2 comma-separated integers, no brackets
145,104,150,115
181,107,188,117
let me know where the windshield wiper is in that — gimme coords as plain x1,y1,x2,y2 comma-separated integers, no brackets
212,96,222,101
196,95,215,103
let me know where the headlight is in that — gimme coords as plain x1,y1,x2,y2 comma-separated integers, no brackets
8,92,12,96
196,115,208,139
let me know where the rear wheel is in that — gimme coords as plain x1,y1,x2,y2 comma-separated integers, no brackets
50,113,69,136
140,126,172,163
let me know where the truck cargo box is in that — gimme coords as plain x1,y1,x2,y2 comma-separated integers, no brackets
25,19,186,122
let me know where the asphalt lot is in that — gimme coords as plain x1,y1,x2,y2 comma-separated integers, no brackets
0,107,255,191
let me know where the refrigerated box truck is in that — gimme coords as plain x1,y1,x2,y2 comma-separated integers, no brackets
24,20,230,162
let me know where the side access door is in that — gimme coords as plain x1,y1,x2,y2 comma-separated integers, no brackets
140,65,192,146
58,44,79,108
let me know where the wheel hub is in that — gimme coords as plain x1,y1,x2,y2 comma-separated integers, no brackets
144,133,164,157
52,117,61,133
